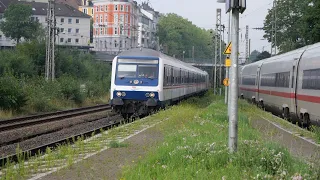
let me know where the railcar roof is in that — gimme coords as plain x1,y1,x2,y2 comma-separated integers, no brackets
117,48,208,75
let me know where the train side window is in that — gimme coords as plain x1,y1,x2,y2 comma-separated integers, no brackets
302,70,310,89
164,67,166,86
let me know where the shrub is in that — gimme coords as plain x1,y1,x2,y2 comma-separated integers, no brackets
59,75,85,104
0,75,28,111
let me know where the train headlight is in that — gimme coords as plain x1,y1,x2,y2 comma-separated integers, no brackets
149,92,155,98
121,92,126,97
116,91,122,97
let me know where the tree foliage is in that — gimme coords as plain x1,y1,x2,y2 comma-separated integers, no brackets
0,4,42,44
263,0,320,54
157,13,215,61
255,51,271,62
249,50,260,63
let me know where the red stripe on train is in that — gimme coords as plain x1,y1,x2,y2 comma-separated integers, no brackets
239,87,320,103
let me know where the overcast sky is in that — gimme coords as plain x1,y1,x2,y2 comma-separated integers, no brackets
135,0,273,57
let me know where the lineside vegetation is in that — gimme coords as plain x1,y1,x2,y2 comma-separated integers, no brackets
0,41,111,119
121,93,319,179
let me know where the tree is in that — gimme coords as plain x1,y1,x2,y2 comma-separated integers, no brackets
0,4,41,44
263,0,320,54
157,13,215,61
255,51,271,62
249,50,260,63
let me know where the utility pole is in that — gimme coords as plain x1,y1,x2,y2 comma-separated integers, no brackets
45,0,56,81
214,8,221,95
225,0,246,153
245,25,249,64
271,0,277,56
219,24,225,96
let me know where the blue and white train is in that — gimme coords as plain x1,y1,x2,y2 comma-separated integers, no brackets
110,48,209,119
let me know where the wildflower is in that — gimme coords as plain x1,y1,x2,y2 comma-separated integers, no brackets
292,173,303,180
161,165,167,169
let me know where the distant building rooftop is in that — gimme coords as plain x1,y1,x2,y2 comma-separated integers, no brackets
0,0,90,18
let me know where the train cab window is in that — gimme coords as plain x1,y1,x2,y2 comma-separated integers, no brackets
117,64,137,78
138,65,158,79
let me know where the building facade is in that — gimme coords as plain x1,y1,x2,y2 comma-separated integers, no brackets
79,0,94,18
137,2,159,50
92,0,139,54
0,0,91,48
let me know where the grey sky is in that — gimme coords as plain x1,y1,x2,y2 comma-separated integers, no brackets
136,0,273,57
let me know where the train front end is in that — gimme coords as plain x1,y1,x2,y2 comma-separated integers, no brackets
110,56,160,119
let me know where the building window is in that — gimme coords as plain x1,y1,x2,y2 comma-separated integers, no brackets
100,15,103,23
105,5,108,11
114,40,117,47
120,5,124,11
114,27,118,35
60,38,64,43
61,18,64,23
96,6,99,12
105,15,108,22
115,5,118,11
126,5,129,12
76,19,79,24
114,14,118,23
68,18,72,24
75,39,79,43
60,28,64,33
68,38,72,43
83,9,87,14
120,15,124,23
125,15,128,23
119,40,122,48
100,28,103,34
95,28,98,35
100,5,103,11
92,9,94,14
96,15,98,23
68,28,72,33
76,29,79,33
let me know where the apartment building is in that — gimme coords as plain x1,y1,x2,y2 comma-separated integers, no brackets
0,0,91,48
92,0,139,54
137,2,159,49
79,0,94,18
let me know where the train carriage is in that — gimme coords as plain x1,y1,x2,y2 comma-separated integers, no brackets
110,48,209,119
240,42,320,127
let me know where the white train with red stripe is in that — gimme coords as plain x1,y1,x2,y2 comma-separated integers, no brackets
239,42,320,127
110,48,209,119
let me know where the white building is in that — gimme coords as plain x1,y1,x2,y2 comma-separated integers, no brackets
0,0,91,48
137,2,159,50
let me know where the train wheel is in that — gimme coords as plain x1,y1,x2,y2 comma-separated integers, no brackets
282,108,291,122
303,114,311,129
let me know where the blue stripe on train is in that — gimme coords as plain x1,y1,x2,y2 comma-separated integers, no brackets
113,91,159,101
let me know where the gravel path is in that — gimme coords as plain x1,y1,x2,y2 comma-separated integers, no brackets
40,126,163,180
0,111,119,158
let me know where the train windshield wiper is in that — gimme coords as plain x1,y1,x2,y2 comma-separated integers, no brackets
119,76,125,79
148,77,154,80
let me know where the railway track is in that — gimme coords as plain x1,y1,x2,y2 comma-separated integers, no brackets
0,104,111,132
0,104,122,166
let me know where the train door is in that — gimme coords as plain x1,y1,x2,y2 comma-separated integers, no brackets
290,59,298,116
255,66,261,103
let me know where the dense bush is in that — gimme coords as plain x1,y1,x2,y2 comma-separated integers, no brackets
0,41,111,114
0,74,28,111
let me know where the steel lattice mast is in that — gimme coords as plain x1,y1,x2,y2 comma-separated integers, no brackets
45,0,56,81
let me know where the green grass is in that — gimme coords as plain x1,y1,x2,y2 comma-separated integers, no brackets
109,140,129,148
121,93,319,180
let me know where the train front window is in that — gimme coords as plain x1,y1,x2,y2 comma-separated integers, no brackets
117,64,137,78
138,65,158,79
